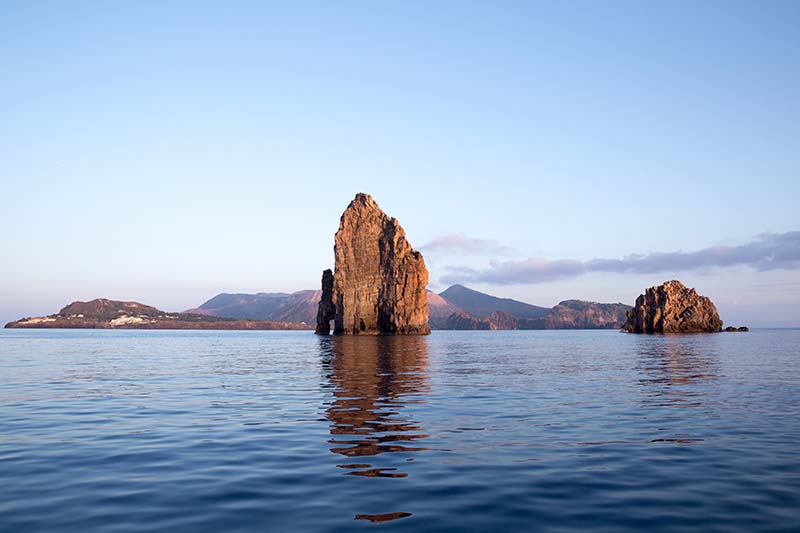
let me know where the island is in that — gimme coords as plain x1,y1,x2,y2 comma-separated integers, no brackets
5,299,312,330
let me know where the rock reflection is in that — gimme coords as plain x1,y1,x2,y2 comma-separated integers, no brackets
319,335,430,478
636,335,720,409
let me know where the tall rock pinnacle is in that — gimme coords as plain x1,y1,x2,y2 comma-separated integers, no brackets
315,193,430,335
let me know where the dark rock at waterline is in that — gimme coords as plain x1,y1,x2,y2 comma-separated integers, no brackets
315,269,335,335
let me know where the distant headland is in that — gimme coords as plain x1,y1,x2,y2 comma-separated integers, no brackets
5,298,311,330
4,286,636,332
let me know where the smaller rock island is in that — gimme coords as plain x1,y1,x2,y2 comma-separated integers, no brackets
724,326,749,332
316,193,430,336
622,280,723,333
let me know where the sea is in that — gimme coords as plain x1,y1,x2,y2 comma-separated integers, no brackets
1,329,798,532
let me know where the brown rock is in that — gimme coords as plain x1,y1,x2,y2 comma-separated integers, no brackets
622,280,723,333
316,193,430,335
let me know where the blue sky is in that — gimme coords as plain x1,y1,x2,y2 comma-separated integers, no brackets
1,1,798,326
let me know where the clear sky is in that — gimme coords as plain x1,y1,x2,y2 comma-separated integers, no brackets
1,1,798,326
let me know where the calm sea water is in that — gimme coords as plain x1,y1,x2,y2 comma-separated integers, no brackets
1,329,798,532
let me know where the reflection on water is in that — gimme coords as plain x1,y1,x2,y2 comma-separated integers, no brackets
3,330,799,531
637,336,720,406
319,336,430,480
635,335,721,444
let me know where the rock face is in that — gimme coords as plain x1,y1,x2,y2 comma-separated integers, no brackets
316,193,430,335
622,280,723,333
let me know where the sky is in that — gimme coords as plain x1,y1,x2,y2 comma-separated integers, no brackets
1,1,798,327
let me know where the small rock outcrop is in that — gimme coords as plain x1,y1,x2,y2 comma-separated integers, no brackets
315,269,335,334
315,193,430,335
622,280,723,333
725,326,749,332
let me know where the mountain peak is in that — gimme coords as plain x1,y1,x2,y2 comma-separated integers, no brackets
439,285,549,319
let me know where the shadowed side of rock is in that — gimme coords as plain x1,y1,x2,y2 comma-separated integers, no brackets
622,280,723,334
315,269,335,334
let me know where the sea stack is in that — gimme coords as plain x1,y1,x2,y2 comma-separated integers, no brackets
314,269,336,335
622,280,723,333
315,193,430,335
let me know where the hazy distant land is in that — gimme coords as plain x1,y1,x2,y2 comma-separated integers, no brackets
5,285,630,331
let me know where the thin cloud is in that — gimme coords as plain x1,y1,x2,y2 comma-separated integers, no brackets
421,233,513,255
441,258,584,285
442,231,800,285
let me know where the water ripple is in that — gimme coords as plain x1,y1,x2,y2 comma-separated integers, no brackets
1,329,799,531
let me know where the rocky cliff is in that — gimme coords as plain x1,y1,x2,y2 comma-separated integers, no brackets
316,193,430,335
621,280,723,333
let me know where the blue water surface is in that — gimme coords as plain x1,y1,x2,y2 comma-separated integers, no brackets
1,329,798,532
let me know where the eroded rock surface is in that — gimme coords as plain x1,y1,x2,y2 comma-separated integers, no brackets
316,193,429,335
622,280,723,333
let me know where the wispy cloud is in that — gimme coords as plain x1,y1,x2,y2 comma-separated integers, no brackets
421,233,513,255
441,231,800,285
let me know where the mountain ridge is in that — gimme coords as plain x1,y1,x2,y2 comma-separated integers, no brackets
185,290,320,324
189,285,631,330
438,284,551,320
